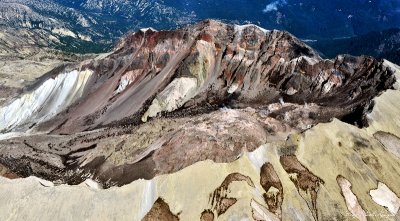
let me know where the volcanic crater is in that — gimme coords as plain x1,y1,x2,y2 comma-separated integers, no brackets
0,20,396,188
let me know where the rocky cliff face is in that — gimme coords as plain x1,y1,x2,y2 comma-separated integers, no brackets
0,21,399,220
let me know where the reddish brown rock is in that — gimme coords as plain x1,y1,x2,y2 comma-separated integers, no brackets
0,20,395,187
142,198,180,221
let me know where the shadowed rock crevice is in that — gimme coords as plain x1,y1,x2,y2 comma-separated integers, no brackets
260,163,283,219
142,198,180,221
0,20,396,187
205,173,255,218
0,163,19,179
280,155,324,221
200,210,215,221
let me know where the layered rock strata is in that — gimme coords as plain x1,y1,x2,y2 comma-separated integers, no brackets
0,20,396,186
0,21,399,221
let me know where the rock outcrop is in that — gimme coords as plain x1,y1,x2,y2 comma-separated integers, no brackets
0,20,395,184
0,21,399,220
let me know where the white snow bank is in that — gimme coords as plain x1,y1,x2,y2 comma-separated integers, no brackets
0,69,93,132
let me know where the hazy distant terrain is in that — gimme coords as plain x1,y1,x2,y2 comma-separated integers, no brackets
0,0,399,53
310,28,400,64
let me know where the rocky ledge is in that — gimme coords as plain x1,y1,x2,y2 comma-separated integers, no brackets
0,20,399,221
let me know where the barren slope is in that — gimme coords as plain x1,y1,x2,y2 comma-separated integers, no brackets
0,21,399,221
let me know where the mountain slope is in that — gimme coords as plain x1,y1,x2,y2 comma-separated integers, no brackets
310,28,400,65
0,21,399,220
0,64,400,220
1,0,399,52
0,20,395,182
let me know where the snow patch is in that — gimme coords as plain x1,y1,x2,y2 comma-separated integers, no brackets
299,56,318,65
114,70,142,95
114,78,131,95
138,180,157,220
140,27,157,33
228,83,239,94
337,176,367,221
369,182,400,215
235,24,269,35
247,145,268,170
0,70,93,132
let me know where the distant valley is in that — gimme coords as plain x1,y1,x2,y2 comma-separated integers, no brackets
310,28,400,65
0,0,399,55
